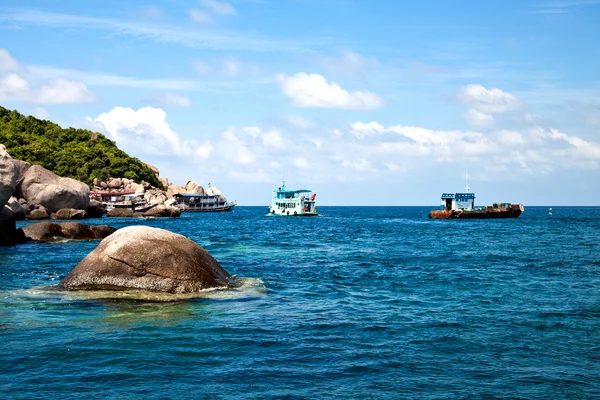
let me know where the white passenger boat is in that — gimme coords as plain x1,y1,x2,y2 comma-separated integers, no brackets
89,191,155,213
268,182,317,216
173,183,237,212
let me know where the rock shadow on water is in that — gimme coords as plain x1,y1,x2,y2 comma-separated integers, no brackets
11,276,267,327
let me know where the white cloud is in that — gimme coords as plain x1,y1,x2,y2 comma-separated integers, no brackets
155,93,192,107
0,48,22,71
36,79,93,104
496,130,525,145
548,128,600,159
222,59,240,77
188,9,211,23
191,58,259,78
293,157,309,169
192,61,212,76
0,73,28,99
457,84,520,113
464,108,494,128
201,0,236,15
349,121,386,138
277,72,383,109
287,115,315,129
0,73,93,104
90,107,209,158
28,64,202,91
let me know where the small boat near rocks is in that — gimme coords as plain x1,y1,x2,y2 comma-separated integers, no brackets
89,191,156,213
173,183,236,212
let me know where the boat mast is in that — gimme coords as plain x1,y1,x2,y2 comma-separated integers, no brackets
465,168,470,193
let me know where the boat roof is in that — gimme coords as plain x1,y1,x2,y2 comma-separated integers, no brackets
90,191,135,195
174,193,220,197
274,189,312,194
441,192,475,199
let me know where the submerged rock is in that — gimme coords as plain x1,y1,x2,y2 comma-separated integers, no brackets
22,221,116,242
59,226,231,293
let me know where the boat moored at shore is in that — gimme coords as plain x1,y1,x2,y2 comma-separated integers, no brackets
90,191,156,213
173,183,236,212
269,182,317,216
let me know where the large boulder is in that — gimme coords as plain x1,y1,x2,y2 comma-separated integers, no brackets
166,184,185,198
106,208,137,218
6,197,26,220
87,199,105,218
0,144,17,207
18,165,90,213
12,159,31,188
145,163,160,177
51,208,87,220
184,181,205,195
144,189,167,205
27,206,50,220
22,221,116,242
143,204,180,218
0,146,27,246
59,226,231,293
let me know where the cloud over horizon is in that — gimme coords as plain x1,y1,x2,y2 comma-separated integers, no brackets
277,72,384,109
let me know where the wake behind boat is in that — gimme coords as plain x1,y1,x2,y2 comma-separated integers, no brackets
268,181,317,216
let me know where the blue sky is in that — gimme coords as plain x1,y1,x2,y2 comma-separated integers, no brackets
1,0,599,205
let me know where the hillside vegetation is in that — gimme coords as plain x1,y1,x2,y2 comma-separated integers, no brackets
0,106,163,188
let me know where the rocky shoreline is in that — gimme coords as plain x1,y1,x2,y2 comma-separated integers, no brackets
1,144,232,295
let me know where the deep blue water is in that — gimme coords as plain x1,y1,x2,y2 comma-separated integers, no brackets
1,206,599,399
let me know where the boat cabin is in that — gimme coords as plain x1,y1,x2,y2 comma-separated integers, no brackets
173,193,230,211
441,192,475,211
271,185,317,215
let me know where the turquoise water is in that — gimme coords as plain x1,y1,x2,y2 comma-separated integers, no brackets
1,206,599,399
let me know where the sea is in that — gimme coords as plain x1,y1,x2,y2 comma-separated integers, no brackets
1,206,599,399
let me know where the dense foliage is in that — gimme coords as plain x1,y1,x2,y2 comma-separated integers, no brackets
0,106,163,189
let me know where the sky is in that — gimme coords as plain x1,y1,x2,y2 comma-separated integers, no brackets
1,0,599,206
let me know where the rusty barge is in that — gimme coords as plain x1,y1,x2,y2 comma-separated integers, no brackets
428,192,524,219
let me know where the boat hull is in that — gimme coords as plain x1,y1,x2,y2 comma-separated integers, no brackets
179,204,236,212
269,211,318,217
429,204,524,219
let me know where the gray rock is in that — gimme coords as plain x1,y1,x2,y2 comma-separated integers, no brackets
0,145,17,208
59,226,231,293
12,159,31,188
6,197,25,220
51,208,88,220
87,199,105,218
28,206,50,220
19,165,90,213
184,181,205,195
143,204,180,218
22,221,116,242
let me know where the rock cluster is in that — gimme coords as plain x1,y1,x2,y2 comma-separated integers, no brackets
0,145,27,245
7,159,92,221
59,226,231,293
22,221,116,242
